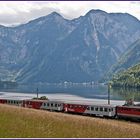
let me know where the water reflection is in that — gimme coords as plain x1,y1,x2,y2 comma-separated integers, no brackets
111,87,140,102
0,83,140,102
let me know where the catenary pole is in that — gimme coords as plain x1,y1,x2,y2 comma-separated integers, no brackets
37,88,39,99
108,83,111,105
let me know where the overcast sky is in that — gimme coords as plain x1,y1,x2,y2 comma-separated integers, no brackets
0,1,140,26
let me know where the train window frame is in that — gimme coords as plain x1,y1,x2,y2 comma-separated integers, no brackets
134,108,140,112
75,105,77,108
104,108,108,112
87,106,90,110
100,107,103,111
95,107,98,111
70,105,73,108
91,107,94,111
82,106,85,109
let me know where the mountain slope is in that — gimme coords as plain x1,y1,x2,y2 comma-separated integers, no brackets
0,10,140,83
108,39,140,76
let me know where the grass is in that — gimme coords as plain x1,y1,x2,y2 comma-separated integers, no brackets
0,104,140,138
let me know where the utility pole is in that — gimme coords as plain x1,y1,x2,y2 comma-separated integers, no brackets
108,83,111,105
37,88,39,99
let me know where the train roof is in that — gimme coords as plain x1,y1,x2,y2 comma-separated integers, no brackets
49,99,116,107
25,99,64,103
118,105,140,109
0,97,24,101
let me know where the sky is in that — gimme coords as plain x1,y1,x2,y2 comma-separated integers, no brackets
0,1,140,26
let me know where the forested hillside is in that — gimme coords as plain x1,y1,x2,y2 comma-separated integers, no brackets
111,63,140,88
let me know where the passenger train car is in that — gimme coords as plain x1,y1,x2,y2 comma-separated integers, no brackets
0,97,140,121
64,102,116,117
117,105,140,120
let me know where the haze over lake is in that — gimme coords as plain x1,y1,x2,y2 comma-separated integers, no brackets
0,84,140,104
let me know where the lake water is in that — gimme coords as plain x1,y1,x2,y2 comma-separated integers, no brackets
0,84,140,105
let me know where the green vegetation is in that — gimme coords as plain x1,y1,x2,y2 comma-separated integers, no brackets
0,104,140,138
111,63,140,88
32,96,48,100
104,39,140,82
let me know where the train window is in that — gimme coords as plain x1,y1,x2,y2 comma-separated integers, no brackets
44,103,46,106
11,101,13,104
87,106,90,110
14,101,15,104
55,104,57,107
104,108,108,112
95,107,98,111
82,106,85,109
133,108,140,112
58,104,61,107
91,107,94,111
111,108,114,111
100,107,103,111
51,103,53,107
109,108,111,112
47,103,49,106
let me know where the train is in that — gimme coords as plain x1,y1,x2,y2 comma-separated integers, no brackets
0,97,140,121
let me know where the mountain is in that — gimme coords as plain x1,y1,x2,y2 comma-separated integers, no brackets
111,63,140,88
0,10,140,83
107,39,140,77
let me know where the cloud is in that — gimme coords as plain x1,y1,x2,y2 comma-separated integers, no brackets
0,1,140,26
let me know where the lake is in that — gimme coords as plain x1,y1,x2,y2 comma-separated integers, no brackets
0,83,140,105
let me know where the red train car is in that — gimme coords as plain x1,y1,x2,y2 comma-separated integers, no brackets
64,103,88,113
0,98,7,104
23,99,45,109
116,105,140,120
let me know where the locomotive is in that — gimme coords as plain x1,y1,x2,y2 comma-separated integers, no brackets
0,97,140,121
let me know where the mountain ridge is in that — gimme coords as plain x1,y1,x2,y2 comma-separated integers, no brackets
0,10,140,83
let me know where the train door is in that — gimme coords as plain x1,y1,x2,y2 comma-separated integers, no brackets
64,104,68,112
